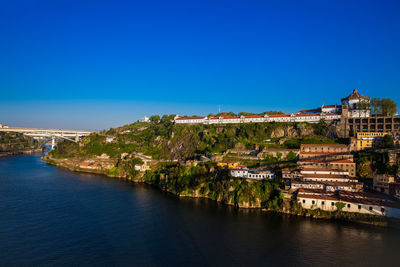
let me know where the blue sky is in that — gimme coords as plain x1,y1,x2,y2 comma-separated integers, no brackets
1,0,399,130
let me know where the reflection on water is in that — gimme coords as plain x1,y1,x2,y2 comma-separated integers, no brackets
0,155,399,266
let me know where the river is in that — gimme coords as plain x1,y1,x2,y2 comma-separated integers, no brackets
0,154,399,266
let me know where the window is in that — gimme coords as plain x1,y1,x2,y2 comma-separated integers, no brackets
347,204,351,208
381,208,385,213
312,200,315,205
302,200,305,204
331,202,335,206
322,201,325,205
358,205,361,209
369,206,373,211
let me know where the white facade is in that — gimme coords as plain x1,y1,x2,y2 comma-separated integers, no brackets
302,175,356,183
292,181,362,192
230,168,275,180
231,168,249,178
247,170,275,180
298,194,400,218
141,116,150,123
301,168,349,176
174,113,341,125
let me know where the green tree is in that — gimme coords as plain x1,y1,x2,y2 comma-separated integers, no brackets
335,202,346,212
286,151,297,161
149,115,160,123
261,110,284,115
383,134,394,148
370,97,397,116
132,157,144,165
381,98,397,116
357,99,371,117
314,119,327,135
370,97,381,115
276,152,283,160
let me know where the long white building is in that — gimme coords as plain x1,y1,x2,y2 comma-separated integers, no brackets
173,89,371,125
174,113,341,125
297,189,400,218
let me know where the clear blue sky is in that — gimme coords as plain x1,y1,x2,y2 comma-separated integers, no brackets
1,0,399,130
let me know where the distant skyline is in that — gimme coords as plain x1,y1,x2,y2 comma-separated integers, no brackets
1,0,399,130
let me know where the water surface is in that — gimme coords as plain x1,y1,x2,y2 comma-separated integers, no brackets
0,155,399,266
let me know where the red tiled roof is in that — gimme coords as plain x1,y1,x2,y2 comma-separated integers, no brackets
209,115,240,119
268,114,291,117
298,193,338,201
295,113,321,117
298,188,335,195
264,148,298,151
292,180,360,186
341,88,369,101
299,159,355,164
302,174,351,179
301,167,348,172
244,115,265,118
300,152,351,155
175,116,206,120
231,168,249,171
301,144,348,147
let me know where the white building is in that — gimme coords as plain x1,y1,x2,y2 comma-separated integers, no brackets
231,168,249,178
291,180,363,192
174,113,341,125
297,189,400,218
301,167,348,176
105,137,115,143
230,168,275,180
141,116,150,123
341,88,370,118
247,169,275,180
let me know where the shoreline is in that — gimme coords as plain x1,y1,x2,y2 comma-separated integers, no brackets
42,155,391,227
0,148,43,158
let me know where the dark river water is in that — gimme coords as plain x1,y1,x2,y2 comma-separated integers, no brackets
0,154,399,266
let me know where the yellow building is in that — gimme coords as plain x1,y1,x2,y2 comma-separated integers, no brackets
356,132,388,150
217,162,240,169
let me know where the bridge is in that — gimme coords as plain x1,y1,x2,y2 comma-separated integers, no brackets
0,127,93,148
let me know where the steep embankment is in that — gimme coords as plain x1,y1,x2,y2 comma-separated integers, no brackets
0,132,41,157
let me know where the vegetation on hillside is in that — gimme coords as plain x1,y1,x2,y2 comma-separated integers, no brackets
355,150,398,178
370,97,398,116
0,132,37,152
50,118,340,161
140,162,283,209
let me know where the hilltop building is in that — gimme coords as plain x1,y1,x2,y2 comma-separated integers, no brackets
173,89,372,127
340,88,371,118
172,88,400,140
141,116,150,123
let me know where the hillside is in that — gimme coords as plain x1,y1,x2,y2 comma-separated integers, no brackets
0,132,38,154
50,119,342,161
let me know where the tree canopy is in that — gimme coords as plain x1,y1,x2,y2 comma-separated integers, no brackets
371,97,397,116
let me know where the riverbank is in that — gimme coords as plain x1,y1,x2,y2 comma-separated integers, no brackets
0,148,43,158
43,155,390,227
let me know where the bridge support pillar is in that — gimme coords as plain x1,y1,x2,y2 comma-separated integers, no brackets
75,133,79,142
51,137,55,150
